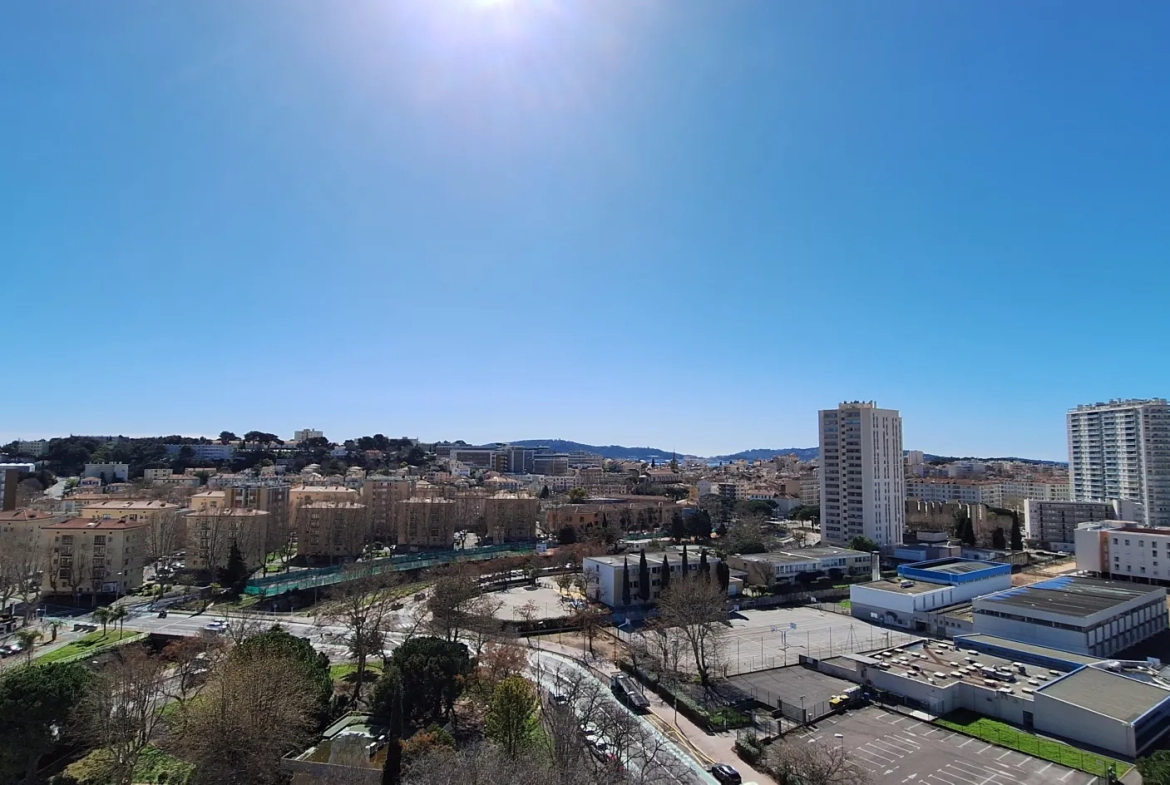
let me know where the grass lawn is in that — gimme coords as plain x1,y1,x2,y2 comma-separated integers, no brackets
35,628,143,664
935,710,1131,778
65,745,194,784
331,662,384,683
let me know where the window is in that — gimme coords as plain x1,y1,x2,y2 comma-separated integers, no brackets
1126,540,1131,546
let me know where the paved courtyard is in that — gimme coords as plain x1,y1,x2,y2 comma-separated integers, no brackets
722,607,919,674
493,579,571,621
799,706,1101,785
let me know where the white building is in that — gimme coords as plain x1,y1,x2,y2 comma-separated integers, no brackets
582,549,726,608
850,559,1013,630
1026,499,1139,551
972,576,1166,657
294,428,324,442
16,440,48,457
819,401,905,548
83,463,129,482
1068,399,1170,528
165,443,235,461
1075,519,1170,584
906,480,985,504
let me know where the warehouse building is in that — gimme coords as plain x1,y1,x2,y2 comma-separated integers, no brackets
850,558,1012,633
971,576,1167,658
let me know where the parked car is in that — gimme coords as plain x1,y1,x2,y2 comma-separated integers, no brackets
710,763,743,784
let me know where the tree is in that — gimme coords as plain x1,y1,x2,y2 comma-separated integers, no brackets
681,545,689,573
660,554,671,593
95,606,112,636
789,505,820,523
716,560,730,593
377,636,472,728
15,628,40,665
427,565,485,642
0,662,92,785
218,431,238,444
686,509,713,541
79,647,170,785
991,527,1007,550
219,542,250,593
1138,750,1170,785
380,666,404,785
485,675,539,758
848,536,880,553
621,558,631,608
0,523,44,625
1010,512,1024,551
723,520,771,555
698,549,710,581
953,508,976,546
539,485,550,499
568,487,588,504
637,550,650,603
655,574,727,688
174,637,323,785
763,736,871,785
670,511,687,541
557,525,577,544
715,522,728,538
326,573,396,703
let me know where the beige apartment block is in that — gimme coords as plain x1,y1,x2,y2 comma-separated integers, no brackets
395,497,456,550
190,490,227,511
224,484,291,554
40,517,150,597
184,508,270,576
483,492,539,543
545,496,677,537
295,502,369,561
289,485,359,514
363,476,414,544
81,499,184,561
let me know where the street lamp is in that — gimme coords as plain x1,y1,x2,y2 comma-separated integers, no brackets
800,695,806,725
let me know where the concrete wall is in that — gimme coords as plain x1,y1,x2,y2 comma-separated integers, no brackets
1033,691,1134,758
970,614,1089,654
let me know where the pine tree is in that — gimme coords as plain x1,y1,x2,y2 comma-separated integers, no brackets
660,554,671,592
992,527,1007,550
379,667,404,785
638,550,650,603
716,560,730,593
621,558,632,608
670,512,687,542
220,542,249,592
699,549,710,580
681,545,689,574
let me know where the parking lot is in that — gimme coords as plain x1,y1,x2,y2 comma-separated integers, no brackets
726,665,855,721
797,706,1100,785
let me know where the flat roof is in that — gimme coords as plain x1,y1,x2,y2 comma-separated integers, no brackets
870,640,1061,692
956,634,1101,667
858,579,947,596
1039,666,1170,723
43,517,150,530
976,576,1162,618
920,561,991,576
735,547,869,565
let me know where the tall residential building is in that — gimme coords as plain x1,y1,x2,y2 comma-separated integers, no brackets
40,517,151,597
1068,399,1170,528
1,464,35,511
819,401,905,548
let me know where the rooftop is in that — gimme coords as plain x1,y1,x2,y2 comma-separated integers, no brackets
81,500,179,510
734,547,870,565
957,634,1105,668
0,508,61,522
43,517,150,530
869,640,1063,694
585,550,715,568
975,576,1162,618
859,578,946,595
1039,665,1170,723
184,508,270,517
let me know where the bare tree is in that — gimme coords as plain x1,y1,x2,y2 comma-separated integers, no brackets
764,736,871,785
0,528,44,623
324,572,397,702
218,613,271,646
48,536,93,607
14,478,44,509
427,565,486,642
79,646,171,785
172,648,320,785
145,509,183,566
162,636,224,720
654,574,727,688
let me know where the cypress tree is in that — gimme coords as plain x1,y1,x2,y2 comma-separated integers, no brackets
621,558,632,608
638,550,650,603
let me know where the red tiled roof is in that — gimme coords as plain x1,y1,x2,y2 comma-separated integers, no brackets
42,517,150,530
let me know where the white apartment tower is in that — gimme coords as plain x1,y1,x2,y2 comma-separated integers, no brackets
819,402,905,548
1068,399,1170,528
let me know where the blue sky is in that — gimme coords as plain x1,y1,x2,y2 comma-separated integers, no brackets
3,1,1168,459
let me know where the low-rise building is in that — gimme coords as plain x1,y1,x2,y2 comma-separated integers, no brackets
16,440,48,457
289,484,360,514
546,496,676,536
851,559,1013,633
1075,520,1170,584
482,492,538,543
972,576,1166,657
83,463,130,483
582,549,726,608
143,468,173,481
727,547,872,589
40,517,150,596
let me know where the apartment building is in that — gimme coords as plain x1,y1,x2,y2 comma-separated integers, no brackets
40,517,150,597
80,500,180,524
289,484,359,513
184,508,270,575
819,401,905,548
1025,499,1139,551
83,463,129,482
1068,399,1170,528
294,428,324,442
395,497,456,550
164,443,235,461
16,440,48,457
483,492,539,543
294,502,369,561
799,475,820,506
0,464,34,511
906,479,985,505
545,496,677,536
982,479,1070,507
1075,520,1170,584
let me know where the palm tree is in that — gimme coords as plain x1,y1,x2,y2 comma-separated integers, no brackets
49,620,62,642
95,606,111,636
16,628,41,665
111,605,127,636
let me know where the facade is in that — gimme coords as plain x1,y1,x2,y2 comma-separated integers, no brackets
819,401,905,548
727,547,873,589
164,443,235,461
16,440,48,457
294,502,369,560
83,463,130,482
582,549,723,608
1025,499,1137,551
482,492,538,543
0,464,35,511
971,576,1166,657
294,428,324,442
798,475,820,506
532,454,569,476
850,559,1013,632
80,500,180,524
1075,520,1170,584
1068,399,1170,528
289,484,360,513
546,497,676,536
395,497,456,550
184,509,270,574
906,479,984,504
40,517,150,596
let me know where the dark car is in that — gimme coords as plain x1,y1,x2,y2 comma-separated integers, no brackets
710,763,742,784
157,610,168,618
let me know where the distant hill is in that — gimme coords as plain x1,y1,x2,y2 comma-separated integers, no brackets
707,447,819,462
508,440,682,462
